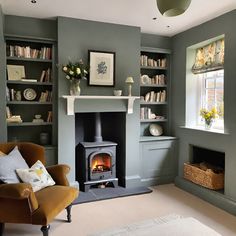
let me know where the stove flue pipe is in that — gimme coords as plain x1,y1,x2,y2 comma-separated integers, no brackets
94,112,103,142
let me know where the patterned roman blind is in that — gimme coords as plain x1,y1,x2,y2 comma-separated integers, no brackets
192,38,224,74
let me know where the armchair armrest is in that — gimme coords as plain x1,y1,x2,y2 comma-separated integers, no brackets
0,183,38,212
46,164,70,186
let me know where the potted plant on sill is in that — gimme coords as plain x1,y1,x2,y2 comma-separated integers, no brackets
200,107,218,129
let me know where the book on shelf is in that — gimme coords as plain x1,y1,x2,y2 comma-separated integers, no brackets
47,111,52,122
6,87,10,101
21,79,38,82
10,88,16,101
39,70,46,82
6,106,11,119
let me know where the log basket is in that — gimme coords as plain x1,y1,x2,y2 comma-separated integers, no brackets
184,162,224,190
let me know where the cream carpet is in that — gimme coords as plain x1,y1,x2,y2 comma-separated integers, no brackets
3,184,236,236
90,214,221,236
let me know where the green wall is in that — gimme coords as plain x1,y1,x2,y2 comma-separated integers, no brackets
57,17,141,184
172,10,236,200
0,5,6,142
4,15,57,39
141,33,172,49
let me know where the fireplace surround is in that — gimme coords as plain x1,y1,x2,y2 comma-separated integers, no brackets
76,112,119,191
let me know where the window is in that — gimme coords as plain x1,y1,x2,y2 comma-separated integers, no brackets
197,70,224,129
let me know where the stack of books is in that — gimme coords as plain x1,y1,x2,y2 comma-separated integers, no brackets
6,115,22,123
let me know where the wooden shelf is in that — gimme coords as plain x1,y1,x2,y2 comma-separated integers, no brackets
62,95,140,115
139,136,177,142
7,122,52,127
140,84,167,88
7,101,52,105
7,56,52,63
140,119,167,123
140,66,167,70
7,80,52,86
140,101,167,105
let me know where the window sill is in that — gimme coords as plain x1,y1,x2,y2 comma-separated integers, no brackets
180,126,229,135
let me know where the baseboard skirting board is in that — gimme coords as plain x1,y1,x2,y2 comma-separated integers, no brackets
125,175,142,188
141,175,175,187
175,176,236,216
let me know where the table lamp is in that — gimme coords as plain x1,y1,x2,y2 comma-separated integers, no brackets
125,77,134,96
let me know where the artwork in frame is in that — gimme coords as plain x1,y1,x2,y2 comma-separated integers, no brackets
7,65,25,81
88,50,115,86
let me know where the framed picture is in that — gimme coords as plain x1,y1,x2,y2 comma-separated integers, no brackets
88,50,115,86
7,65,25,81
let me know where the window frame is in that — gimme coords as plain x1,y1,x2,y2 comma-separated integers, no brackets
196,70,224,130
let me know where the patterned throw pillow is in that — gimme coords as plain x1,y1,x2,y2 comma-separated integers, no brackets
0,146,29,183
16,160,55,192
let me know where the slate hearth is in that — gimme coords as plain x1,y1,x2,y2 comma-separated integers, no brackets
73,186,152,204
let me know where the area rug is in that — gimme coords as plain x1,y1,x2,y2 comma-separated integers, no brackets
73,186,152,204
89,214,221,236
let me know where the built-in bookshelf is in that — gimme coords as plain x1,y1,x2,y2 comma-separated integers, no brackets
5,36,56,145
140,47,171,139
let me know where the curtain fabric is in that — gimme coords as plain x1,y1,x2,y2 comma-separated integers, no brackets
192,39,224,74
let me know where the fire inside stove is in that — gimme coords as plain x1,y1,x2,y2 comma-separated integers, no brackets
91,153,111,174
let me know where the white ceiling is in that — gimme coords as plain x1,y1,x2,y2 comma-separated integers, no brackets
0,0,236,36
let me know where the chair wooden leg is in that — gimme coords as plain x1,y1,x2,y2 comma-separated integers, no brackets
41,225,50,236
0,223,4,236
66,204,72,223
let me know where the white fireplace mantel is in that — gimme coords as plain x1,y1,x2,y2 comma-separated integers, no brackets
62,95,140,115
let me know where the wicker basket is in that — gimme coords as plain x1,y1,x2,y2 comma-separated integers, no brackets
183,163,224,190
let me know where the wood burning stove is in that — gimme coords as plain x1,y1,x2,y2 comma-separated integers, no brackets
76,113,118,192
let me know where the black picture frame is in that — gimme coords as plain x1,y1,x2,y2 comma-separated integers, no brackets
88,50,115,86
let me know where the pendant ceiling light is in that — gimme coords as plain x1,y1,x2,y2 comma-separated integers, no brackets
156,0,191,17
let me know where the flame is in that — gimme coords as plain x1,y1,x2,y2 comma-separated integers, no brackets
92,160,98,170
91,154,111,172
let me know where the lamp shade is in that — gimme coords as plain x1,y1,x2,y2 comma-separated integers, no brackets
125,76,134,84
156,0,191,17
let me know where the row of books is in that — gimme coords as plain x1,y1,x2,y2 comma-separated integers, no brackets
140,74,166,85
7,45,52,60
140,107,165,120
142,90,167,103
39,90,53,102
140,55,167,68
39,68,52,82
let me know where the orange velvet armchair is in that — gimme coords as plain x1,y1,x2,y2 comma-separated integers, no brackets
0,142,79,236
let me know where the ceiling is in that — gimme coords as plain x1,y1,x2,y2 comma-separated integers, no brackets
0,0,235,36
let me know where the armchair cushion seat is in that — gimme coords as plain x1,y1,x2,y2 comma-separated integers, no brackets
0,142,79,236
32,185,78,225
